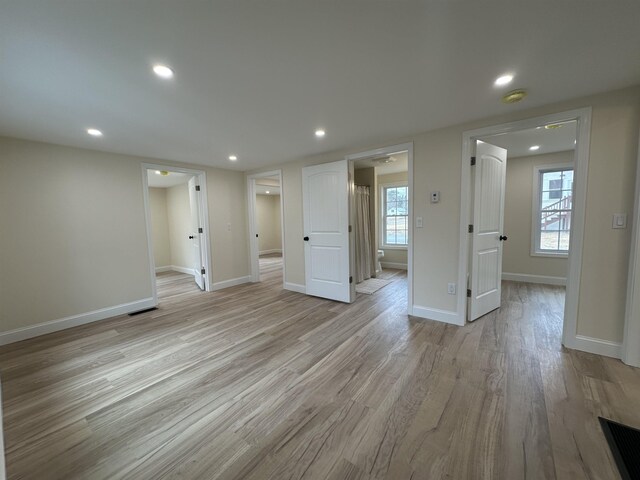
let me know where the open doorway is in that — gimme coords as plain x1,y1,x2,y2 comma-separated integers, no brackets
460,108,591,351
247,170,285,285
468,121,576,326
347,143,413,310
142,164,213,304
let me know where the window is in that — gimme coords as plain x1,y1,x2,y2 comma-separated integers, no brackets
533,165,573,255
381,184,408,247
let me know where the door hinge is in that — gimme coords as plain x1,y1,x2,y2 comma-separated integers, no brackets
470,156,476,166
200,267,206,275
198,227,203,233
349,276,353,284
468,224,474,233
467,289,472,298
195,185,201,191
349,225,352,233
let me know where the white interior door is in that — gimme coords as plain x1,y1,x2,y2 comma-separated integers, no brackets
302,160,353,303
188,176,205,290
469,141,507,321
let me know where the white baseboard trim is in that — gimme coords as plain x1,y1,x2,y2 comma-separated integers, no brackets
171,265,195,275
155,265,173,273
567,335,622,359
0,297,156,346
381,262,408,271
259,249,282,255
501,272,566,286
411,305,464,326
284,282,306,294
212,275,251,291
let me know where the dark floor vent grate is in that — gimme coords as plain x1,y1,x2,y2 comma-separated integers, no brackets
128,307,158,316
599,417,640,480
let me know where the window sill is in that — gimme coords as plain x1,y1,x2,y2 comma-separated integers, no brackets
381,245,408,251
531,251,569,259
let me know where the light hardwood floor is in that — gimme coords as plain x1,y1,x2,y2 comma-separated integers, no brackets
1,268,639,479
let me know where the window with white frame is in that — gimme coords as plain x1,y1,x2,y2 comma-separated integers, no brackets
381,183,408,247
533,165,573,255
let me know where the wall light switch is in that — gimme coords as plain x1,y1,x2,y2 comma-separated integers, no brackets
430,191,440,203
613,213,627,229
416,216,423,228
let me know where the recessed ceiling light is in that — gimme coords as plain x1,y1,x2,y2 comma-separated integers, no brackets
494,74,514,87
87,128,103,137
266,190,270,194
155,170,161,174
228,155,237,161
529,145,540,151
153,64,174,79
315,129,326,138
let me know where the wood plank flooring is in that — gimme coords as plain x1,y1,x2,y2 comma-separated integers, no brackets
1,268,640,479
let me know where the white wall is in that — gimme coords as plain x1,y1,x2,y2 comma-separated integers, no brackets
377,171,409,267
246,85,640,346
166,182,194,270
502,150,573,279
148,187,172,268
256,194,282,253
0,137,249,340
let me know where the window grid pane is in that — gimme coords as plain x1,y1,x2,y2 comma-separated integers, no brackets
383,185,408,246
538,169,572,253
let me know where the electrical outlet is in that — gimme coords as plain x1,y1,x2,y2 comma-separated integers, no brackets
227,223,231,231
447,283,456,295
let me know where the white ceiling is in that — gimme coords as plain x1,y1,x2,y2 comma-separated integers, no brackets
147,170,192,188
1,2,639,171
479,121,577,158
256,175,280,195
354,151,408,174
256,185,280,196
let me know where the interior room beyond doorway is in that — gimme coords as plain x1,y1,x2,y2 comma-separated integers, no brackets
353,150,409,296
252,174,284,280
468,120,577,349
146,168,206,296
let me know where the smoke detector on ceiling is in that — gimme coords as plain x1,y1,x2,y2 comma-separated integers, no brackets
501,89,527,104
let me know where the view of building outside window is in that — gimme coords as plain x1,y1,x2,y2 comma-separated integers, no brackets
539,168,573,252
383,185,408,246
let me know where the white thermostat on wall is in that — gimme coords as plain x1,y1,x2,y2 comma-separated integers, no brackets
430,191,440,203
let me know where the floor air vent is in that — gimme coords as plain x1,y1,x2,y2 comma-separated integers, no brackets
599,417,640,480
128,307,158,316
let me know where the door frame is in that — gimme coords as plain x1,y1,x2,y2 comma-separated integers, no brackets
458,107,592,351
246,170,285,286
623,132,640,367
141,163,214,305
345,142,414,314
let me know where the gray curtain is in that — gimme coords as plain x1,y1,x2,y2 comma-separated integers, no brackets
355,185,374,283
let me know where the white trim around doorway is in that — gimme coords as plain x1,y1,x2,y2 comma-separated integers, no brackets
458,108,597,355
